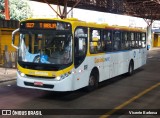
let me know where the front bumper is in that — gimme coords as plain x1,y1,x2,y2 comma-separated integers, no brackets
17,72,73,91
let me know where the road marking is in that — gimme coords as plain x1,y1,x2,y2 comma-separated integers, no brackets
100,82,160,118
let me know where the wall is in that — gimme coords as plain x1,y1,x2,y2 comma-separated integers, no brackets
0,20,19,66
158,35,160,46
153,33,160,47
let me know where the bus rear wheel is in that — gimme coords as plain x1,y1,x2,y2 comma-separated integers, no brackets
128,61,134,76
86,74,98,92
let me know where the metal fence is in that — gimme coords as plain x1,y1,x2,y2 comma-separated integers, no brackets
0,51,17,68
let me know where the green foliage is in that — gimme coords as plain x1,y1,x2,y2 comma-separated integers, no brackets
0,0,5,19
9,0,32,21
0,0,32,20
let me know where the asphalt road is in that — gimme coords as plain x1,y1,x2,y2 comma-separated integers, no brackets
0,48,160,118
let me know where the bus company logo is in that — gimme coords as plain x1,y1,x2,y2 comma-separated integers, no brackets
95,57,110,63
95,58,105,63
35,71,49,76
28,71,34,75
1,110,42,116
2,110,11,115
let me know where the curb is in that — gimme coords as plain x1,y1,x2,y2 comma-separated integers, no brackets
0,78,16,83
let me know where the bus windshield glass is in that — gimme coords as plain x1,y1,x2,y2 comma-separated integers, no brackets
18,29,72,69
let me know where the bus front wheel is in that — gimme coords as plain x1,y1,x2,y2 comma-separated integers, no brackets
86,73,98,92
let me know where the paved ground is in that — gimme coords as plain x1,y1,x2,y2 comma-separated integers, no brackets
0,47,160,118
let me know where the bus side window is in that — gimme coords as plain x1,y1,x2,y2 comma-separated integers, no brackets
142,33,146,48
121,32,125,50
137,33,141,48
131,32,135,48
90,29,102,54
135,33,139,48
103,30,112,52
122,31,130,50
113,31,121,51
126,32,130,49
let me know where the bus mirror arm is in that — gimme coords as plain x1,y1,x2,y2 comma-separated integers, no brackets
12,28,19,49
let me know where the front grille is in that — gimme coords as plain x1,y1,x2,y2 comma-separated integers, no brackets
24,82,54,89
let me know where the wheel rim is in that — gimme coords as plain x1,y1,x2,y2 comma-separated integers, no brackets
89,76,95,86
87,74,98,91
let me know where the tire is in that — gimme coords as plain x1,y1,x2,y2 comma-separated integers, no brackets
128,61,134,76
86,74,98,92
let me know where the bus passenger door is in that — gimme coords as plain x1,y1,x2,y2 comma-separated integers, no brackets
73,27,88,90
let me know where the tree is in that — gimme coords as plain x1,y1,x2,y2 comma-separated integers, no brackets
0,0,32,20
0,0,5,19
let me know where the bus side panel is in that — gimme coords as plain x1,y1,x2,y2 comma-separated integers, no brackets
72,57,93,90
141,48,147,65
73,55,106,90
132,49,139,69
136,49,144,69
139,48,147,66
131,49,146,70
118,51,130,75
94,54,106,82
110,51,130,78
102,54,111,81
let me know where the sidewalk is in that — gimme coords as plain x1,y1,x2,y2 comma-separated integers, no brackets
0,67,16,83
149,47,160,51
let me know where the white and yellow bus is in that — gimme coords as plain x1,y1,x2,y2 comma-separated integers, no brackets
12,18,147,91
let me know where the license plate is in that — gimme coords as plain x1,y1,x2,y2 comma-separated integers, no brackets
34,82,43,86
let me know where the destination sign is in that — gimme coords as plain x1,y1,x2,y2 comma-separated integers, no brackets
25,23,57,29
26,23,34,28
20,21,71,30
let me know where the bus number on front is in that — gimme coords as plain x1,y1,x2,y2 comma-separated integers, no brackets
26,23,34,28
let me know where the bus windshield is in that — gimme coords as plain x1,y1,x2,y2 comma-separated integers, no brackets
18,30,73,69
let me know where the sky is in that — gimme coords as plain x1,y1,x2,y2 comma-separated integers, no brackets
28,1,160,29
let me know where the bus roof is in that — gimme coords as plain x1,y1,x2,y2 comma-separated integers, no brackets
22,18,146,32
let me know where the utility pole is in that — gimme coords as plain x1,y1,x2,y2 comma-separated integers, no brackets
144,19,154,50
4,0,10,20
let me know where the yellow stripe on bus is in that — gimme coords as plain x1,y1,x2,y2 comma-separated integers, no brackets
17,63,74,77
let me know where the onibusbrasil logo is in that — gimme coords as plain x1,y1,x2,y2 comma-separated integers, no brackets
1,110,42,116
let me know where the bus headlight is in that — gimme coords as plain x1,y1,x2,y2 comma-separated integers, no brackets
18,70,26,77
55,72,71,81
56,76,61,81
21,73,25,77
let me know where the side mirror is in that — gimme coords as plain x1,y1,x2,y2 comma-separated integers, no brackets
12,28,19,49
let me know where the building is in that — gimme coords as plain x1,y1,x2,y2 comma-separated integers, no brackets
0,20,19,66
